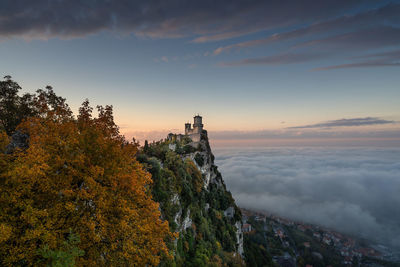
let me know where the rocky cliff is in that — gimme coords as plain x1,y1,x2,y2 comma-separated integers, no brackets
137,130,244,266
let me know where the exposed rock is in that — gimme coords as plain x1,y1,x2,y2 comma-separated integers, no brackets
205,203,210,212
224,206,235,219
235,221,244,257
181,210,192,231
168,143,176,151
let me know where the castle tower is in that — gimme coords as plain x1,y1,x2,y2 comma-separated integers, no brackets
193,115,203,134
184,115,204,143
185,122,192,135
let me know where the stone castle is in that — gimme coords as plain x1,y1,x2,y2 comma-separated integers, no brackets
167,115,205,143
184,115,204,142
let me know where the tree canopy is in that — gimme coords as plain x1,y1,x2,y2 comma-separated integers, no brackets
0,77,172,266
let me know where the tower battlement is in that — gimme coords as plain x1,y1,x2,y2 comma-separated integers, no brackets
185,115,204,142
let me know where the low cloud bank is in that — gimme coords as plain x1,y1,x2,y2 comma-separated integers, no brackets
288,117,396,129
214,147,400,249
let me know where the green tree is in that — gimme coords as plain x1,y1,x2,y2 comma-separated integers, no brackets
0,76,35,134
38,230,84,267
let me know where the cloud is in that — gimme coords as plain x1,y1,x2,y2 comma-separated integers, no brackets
219,52,323,66
209,128,400,141
353,49,400,60
214,147,400,250
289,117,396,129
161,56,169,62
298,26,400,50
213,3,400,55
0,0,372,40
313,49,400,71
312,61,400,71
191,31,252,44
216,25,400,68
2,1,397,70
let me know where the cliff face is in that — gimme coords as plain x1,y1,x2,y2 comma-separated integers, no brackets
138,131,244,266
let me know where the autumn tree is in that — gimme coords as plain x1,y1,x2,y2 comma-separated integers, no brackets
0,91,172,265
0,76,35,135
0,75,71,135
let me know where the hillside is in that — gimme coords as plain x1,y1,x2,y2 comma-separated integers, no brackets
0,77,246,266
137,128,244,266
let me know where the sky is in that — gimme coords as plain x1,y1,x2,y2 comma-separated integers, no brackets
0,0,400,146
2,0,400,252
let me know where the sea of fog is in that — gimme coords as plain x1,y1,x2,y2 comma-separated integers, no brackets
213,147,400,250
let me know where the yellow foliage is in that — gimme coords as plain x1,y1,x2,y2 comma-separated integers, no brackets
0,103,172,266
0,223,12,243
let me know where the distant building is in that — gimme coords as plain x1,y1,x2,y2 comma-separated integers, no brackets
323,236,332,245
242,224,252,233
242,214,249,224
185,115,204,142
254,216,266,223
313,232,321,240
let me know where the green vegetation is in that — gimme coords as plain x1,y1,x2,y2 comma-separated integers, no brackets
286,227,342,266
37,230,84,267
137,138,243,266
194,153,205,167
0,77,173,266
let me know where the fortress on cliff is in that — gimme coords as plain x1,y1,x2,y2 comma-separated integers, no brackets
167,115,205,143
184,115,204,142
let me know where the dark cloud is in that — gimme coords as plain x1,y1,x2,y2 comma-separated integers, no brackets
218,53,323,66
210,2,400,69
299,26,400,50
313,49,400,71
221,26,400,68
0,0,374,40
289,117,396,129
213,3,400,55
354,49,400,60
2,1,398,70
214,147,400,250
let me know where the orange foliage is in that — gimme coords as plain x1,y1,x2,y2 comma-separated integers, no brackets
0,100,172,266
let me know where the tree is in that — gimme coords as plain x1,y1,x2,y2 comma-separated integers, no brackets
37,230,84,267
0,76,35,135
0,76,72,135
0,95,172,266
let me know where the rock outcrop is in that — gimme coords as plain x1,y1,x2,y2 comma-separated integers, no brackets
138,129,244,265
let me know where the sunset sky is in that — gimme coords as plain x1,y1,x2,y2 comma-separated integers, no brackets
1,0,399,145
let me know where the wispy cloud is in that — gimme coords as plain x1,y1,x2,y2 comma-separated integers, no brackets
191,31,251,43
213,3,400,55
353,49,400,60
313,49,400,71
219,53,323,66
312,61,400,71
298,26,400,51
209,3,400,70
161,56,169,62
288,117,396,129
0,0,371,40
